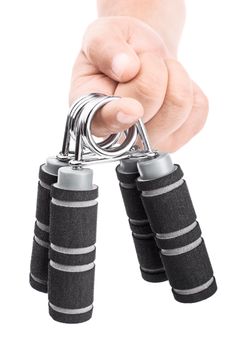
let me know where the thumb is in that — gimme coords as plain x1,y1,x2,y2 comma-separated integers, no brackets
82,22,141,82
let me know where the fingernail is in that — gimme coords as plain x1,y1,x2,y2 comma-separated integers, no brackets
112,53,131,78
116,112,138,124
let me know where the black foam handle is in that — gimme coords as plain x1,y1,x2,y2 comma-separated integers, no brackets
137,164,217,303
30,165,57,293
116,165,167,283
48,185,98,324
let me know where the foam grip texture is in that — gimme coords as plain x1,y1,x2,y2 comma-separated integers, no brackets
156,222,202,250
30,238,49,293
49,248,96,266
29,164,57,293
49,266,95,309
119,186,147,220
50,204,97,248
49,305,93,324
48,186,98,323
132,229,167,283
36,182,51,225
34,222,49,243
141,181,196,233
139,165,217,302
161,240,213,289
116,165,167,283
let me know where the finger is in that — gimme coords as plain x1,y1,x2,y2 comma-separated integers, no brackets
82,20,141,82
69,52,117,105
115,52,168,121
91,97,144,137
145,59,193,146
155,82,209,152
159,82,209,152
69,53,143,136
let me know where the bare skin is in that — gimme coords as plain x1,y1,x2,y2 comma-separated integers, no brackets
69,1,208,152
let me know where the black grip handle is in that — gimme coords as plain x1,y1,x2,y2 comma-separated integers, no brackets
29,164,57,293
137,164,217,303
116,163,167,283
48,183,98,324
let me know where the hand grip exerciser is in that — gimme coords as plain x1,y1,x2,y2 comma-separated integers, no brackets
29,93,217,323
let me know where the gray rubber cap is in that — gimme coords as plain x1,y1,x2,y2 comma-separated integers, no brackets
57,166,94,191
119,158,139,174
137,153,174,180
43,157,67,176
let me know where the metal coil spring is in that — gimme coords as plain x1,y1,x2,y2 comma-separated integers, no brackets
59,93,153,165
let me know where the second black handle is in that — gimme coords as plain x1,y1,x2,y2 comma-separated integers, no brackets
29,158,64,292
137,154,217,303
116,159,167,283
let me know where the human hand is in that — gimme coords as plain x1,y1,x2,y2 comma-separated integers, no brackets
69,17,208,152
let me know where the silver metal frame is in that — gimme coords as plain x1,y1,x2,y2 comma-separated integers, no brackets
57,94,158,167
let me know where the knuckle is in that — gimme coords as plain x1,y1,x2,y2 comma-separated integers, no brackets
168,85,193,111
84,37,101,60
136,76,158,100
83,20,105,59
106,122,122,134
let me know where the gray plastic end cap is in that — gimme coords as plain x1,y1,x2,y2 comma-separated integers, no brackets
57,166,94,191
137,153,174,180
119,158,139,174
43,157,67,176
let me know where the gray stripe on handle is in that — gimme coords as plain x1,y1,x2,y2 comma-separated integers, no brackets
129,218,149,225
51,198,97,208
39,180,51,190
30,273,47,285
141,266,165,273
36,220,50,233
161,237,202,256
34,235,50,249
156,222,197,240
50,243,95,255
142,179,184,197
173,277,214,295
132,232,154,239
49,302,93,315
50,260,94,272
120,182,137,189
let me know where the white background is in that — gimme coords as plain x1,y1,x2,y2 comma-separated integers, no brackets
0,0,232,349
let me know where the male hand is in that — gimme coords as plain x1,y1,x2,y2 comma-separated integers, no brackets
70,17,208,152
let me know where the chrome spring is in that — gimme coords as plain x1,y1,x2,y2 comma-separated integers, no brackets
58,93,154,166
